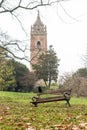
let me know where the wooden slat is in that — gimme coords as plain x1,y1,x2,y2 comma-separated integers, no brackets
37,89,72,96
36,97,66,103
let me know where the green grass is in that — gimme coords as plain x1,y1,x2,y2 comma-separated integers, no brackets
0,91,87,130
0,91,34,102
71,97,87,105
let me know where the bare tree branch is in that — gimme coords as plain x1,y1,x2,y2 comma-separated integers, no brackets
59,2,79,22
0,44,30,61
0,32,41,63
0,32,29,61
0,0,67,14
29,48,41,63
0,0,4,7
9,12,27,36
82,53,87,67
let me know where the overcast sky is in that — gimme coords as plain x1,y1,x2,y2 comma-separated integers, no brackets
0,0,87,76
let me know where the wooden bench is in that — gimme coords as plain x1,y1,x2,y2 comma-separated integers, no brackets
31,89,72,107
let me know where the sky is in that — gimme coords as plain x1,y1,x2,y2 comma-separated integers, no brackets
0,0,87,77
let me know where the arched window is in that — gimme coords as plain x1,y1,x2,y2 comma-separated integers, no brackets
37,41,41,48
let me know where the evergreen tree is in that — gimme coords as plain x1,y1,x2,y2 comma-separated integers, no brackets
0,60,16,91
33,46,60,88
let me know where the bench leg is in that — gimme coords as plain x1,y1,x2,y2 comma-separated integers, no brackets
32,102,38,107
66,100,71,107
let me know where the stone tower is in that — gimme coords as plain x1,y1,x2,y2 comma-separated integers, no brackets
30,12,47,71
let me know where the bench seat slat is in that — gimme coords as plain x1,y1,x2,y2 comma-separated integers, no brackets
35,97,67,103
36,96,67,101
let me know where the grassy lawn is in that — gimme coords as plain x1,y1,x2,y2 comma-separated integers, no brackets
0,91,87,130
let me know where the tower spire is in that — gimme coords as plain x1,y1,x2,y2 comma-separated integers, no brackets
31,12,46,35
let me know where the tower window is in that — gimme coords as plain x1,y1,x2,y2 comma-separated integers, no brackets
37,41,41,48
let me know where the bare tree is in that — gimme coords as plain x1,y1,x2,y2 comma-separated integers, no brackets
61,70,87,97
0,0,68,62
0,32,29,61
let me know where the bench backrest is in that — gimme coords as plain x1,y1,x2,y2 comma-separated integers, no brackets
37,89,72,97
